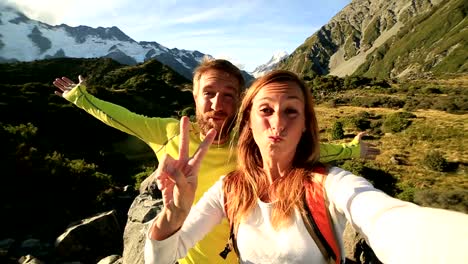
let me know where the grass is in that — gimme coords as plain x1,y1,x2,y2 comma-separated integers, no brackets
315,101,468,210
309,72,467,199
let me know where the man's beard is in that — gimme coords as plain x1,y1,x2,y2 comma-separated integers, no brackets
196,111,234,143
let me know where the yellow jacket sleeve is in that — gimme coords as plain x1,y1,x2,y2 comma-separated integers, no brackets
319,138,361,163
63,83,178,149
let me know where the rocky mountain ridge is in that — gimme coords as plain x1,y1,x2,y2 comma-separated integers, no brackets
0,5,207,80
278,0,466,79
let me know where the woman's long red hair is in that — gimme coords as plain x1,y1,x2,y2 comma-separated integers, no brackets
224,70,321,234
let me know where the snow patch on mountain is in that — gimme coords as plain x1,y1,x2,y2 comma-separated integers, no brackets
0,6,217,80
251,51,289,77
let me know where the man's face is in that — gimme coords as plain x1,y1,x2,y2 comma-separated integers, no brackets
194,69,240,143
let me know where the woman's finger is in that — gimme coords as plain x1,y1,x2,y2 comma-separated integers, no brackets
190,128,216,172
178,116,190,162
158,154,176,174
172,169,187,186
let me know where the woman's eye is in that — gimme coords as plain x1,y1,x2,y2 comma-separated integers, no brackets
260,108,273,114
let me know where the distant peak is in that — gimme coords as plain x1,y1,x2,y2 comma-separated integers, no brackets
272,51,288,60
251,51,289,77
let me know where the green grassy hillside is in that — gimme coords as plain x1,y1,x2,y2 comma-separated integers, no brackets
0,58,192,240
355,0,468,78
314,74,467,212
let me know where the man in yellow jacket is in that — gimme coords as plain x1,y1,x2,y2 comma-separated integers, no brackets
53,58,379,264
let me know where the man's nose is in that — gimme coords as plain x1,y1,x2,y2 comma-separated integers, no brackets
210,94,223,111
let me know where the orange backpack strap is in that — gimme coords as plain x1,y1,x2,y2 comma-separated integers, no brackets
303,166,342,264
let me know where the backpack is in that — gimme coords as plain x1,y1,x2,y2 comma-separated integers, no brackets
219,167,342,264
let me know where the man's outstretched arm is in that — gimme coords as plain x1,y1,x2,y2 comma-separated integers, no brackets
52,75,174,145
319,132,380,163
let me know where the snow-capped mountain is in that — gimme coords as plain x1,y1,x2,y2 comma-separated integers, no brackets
251,51,289,77
0,6,209,80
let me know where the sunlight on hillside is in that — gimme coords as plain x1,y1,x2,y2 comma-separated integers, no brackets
316,105,468,193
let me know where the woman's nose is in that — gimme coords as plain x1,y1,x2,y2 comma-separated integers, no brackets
271,113,285,133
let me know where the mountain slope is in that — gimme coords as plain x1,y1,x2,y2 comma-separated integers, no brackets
354,0,468,79
278,0,466,79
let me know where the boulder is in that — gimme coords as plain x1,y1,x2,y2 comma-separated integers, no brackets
55,210,122,263
121,192,163,264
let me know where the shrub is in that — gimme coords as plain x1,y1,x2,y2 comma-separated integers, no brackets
331,121,345,140
422,87,442,94
422,151,449,172
181,106,196,120
397,185,415,202
382,112,413,133
369,120,383,134
133,166,156,191
413,189,468,213
350,96,405,108
339,160,399,196
347,113,371,131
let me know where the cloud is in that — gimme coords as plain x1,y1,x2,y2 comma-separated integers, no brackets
5,0,130,25
158,1,261,27
5,0,63,24
163,7,233,25
214,53,246,70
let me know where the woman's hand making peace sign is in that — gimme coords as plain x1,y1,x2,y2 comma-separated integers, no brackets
149,116,216,240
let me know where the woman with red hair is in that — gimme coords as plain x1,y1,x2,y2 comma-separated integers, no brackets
146,70,468,264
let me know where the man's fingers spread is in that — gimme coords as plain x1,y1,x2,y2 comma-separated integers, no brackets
368,148,381,155
355,132,367,142
54,78,67,87
63,77,75,85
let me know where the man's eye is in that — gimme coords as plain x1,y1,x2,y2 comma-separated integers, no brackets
203,92,214,97
285,108,300,116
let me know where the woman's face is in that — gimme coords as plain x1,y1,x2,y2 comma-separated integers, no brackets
249,81,306,160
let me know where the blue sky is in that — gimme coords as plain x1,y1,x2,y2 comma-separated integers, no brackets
7,0,351,71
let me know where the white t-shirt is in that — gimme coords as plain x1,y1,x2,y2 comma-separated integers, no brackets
145,167,468,264
235,200,326,263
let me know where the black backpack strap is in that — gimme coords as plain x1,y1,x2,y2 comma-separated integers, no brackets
219,221,239,259
219,177,240,261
